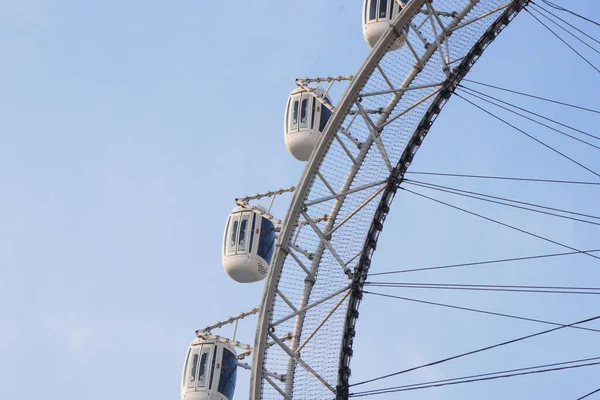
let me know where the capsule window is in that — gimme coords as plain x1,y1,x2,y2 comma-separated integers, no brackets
369,0,377,21
218,348,238,400
300,95,309,129
237,215,249,252
291,96,300,130
197,346,211,388
228,215,240,254
258,218,276,264
187,347,201,389
379,0,388,19
320,104,332,132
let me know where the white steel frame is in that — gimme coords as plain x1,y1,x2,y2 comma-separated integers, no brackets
249,1,530,398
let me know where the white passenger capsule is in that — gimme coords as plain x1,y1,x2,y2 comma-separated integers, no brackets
222,206,276,283
363,0,409,50
181,339,237,400
284,86,333,161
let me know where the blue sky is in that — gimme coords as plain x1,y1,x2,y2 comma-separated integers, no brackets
1,1,599,399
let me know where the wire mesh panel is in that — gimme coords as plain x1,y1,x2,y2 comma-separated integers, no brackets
251,1,530,398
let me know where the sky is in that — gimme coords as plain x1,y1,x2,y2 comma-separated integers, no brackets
0,1,599,399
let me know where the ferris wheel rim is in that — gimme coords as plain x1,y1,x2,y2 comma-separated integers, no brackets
336,2,531,396
249,1,532,398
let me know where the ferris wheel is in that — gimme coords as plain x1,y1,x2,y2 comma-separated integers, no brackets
180,1,600,399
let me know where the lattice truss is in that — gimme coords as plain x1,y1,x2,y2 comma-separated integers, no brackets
251,1,529,399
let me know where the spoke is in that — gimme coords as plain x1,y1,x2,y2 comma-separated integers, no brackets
401,187,600,262
365,291,600,334
371,248,600,276
405,171,600,185
351,314,600,388
351,357,600,397
405,179,600,226
456,93,600,179
577,387,600,400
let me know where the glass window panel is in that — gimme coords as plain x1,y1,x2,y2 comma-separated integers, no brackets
238,217,248,251
258,219,276,265
300,96,309,128
197,346,211,388
229,218,239,253
379,0,388,19
319,105,332,132
369,0,377,20
218,349,238,400
187,348,201,389
389,0,394,19
291,97,299,130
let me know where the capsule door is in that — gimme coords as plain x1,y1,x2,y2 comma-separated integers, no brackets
287,91,314,136
236,213,251,255
224,211,255,258
299,92,311,132
364,0,391,25
183,343,214,397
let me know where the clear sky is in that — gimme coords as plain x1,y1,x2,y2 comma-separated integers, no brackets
1,1,599,399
